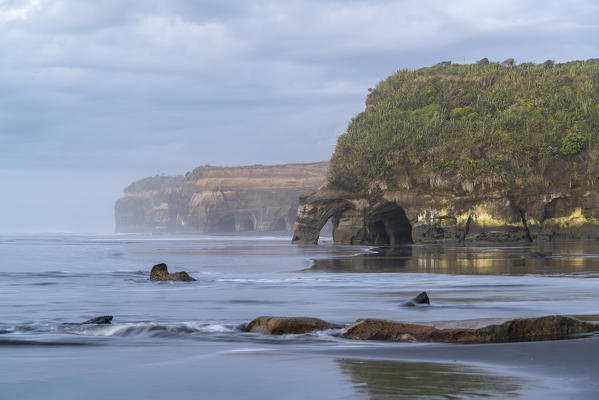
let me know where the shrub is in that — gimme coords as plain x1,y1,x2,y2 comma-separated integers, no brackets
501,58,515,68
561,132,586,156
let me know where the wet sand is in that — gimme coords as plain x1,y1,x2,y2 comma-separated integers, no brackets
3,336,597,399
318,334,599,399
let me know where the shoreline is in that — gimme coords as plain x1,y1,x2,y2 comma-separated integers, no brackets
314,334,599,399
4,336,598,399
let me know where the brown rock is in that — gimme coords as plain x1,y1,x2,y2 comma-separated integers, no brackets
245,316,342,335
342,315,597,343
150,263,196,281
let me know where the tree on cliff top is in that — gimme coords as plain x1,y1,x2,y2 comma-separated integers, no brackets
329,59,599,195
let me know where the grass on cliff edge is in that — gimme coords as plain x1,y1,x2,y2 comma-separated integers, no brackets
329,59,599,196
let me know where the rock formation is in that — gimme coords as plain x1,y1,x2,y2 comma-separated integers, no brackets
116,162,328,233
150,263,196,281
293,60,599,245
341,315,597,343
293,186,599,244
62,315,113,326
404,292,430,306
244,314,598,343
82,316,113,324
245,316,342,334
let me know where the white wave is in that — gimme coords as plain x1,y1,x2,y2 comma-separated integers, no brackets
182,322,234,333
65,322,236,337
309,328,346,337
222,348,273,354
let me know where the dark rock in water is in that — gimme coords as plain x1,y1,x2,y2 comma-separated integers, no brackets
82,316,113,324
150,263,196,281
521,251,547,259
62,315,113,326
404,291,430,306
342,315,598,343
245,316,343,335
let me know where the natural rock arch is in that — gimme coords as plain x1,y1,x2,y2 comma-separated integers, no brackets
364,203,413,245
292,187,414,245
330,201,413,245
291,189,353,244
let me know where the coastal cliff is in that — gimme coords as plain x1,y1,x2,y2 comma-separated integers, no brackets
293,59,599,244
116,162,328,233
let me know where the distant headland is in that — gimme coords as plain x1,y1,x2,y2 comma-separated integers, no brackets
115,161,328,233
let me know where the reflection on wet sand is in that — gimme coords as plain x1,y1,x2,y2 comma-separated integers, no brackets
338,358,522,399
306,242,599,275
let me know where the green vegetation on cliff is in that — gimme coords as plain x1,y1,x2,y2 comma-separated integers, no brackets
329,59,599,195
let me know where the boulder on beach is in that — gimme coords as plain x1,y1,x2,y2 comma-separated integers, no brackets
150,263,196,281
342,315,598,343
245,316,343,335
404,291,430,306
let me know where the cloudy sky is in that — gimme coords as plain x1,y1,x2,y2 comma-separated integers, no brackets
1,0,598,232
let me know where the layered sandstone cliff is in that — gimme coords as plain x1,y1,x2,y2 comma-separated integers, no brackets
116,162,328,233
292,60,599,244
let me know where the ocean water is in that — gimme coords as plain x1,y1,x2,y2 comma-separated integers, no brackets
1,233,599,399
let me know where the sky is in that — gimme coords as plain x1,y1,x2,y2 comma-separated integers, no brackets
1,0,598,233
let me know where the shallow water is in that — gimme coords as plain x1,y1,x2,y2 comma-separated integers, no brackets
1,234,598,399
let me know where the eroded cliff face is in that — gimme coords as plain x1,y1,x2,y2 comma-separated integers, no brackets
292,185,599,244
293,61,599,245
116,162,328,233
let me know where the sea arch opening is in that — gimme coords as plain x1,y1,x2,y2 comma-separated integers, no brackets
366,204,413,246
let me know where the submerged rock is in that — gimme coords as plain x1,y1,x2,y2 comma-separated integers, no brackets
150,263,196,281
404,291,430,306
342,315,597,343
82,315,113,324
245,316,342,335
62,315,113,326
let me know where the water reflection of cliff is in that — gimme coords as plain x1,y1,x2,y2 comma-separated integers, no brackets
337,359,521,399
306,242,599,275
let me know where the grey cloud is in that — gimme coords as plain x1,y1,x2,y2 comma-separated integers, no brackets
0,0,598,231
